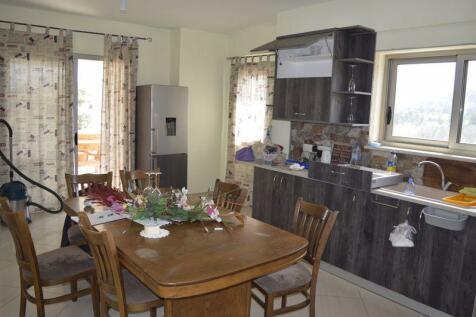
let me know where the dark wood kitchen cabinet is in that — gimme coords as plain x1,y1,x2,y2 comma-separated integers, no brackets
252,167,295,231
263,26,376,125
273,77,331,122
252,166,476,316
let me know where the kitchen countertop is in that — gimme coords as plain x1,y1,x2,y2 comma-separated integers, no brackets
245,161,476,218
372,183,475,217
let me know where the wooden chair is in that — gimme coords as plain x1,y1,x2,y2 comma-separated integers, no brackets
119,169,161,197
63,172,113,247
65,172,113,198
213,179,247,212
252,197,338,317
78,212,163,317
0,198,99,317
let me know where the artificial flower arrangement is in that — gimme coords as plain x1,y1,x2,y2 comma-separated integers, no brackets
86,184,128,213
126,187,223,223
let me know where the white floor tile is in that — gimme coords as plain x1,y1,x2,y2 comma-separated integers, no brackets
316,270,362,298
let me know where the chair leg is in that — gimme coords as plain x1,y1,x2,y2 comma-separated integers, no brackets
281,295,287,308
32,284,45,317
264,295,274,317
36,302,46,317
309,287,316,317
19,289,26,317
71,280,78,302
150,307,157,317
91,276,100,317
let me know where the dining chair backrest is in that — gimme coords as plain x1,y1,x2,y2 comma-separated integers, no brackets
0,199,42,294
119,169,160,194
65,172,113,198
213,179,245,212
218,188,248,213
78,214,127,314
291,197,338,266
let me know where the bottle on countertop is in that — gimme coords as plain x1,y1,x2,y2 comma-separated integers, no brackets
264,128,273,146
350,143,362,166
403,177,416,195
386,152,398,172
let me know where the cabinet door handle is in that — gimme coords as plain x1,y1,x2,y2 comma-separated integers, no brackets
330,170,345,175
293,112,306,116
272,175,278,189
280,176,285,188
371,198,399,209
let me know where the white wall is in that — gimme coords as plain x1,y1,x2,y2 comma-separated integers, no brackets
0,3,173,85
277,0,476,50
229,22,276,56
177,28,230,192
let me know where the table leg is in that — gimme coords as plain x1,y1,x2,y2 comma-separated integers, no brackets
164,281,251,317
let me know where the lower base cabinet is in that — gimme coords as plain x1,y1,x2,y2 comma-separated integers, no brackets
252,167,476,316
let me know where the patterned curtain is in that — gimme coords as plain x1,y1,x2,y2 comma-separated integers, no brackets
100,35,138,187
0,25,74,207
226,59,274,180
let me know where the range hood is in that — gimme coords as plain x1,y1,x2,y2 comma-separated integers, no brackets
251,30,334,52
251,26,374,52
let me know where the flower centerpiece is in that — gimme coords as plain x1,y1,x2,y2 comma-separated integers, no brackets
125,187,229,238
126,187,222,223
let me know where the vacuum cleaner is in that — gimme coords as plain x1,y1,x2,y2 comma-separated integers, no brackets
0,119,63,222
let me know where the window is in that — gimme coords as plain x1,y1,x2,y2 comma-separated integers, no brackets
74,56,104,174
234,66,268,146
385,53,476,152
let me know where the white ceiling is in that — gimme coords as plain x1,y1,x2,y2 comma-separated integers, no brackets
0,0,330,33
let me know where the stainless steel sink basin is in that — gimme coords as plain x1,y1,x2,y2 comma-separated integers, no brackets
338,164,403,188
379,182,455,202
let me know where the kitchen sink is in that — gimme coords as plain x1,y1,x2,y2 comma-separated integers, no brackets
338,164,403,188
379,182,454,201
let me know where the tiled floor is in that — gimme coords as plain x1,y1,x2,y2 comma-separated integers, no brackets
0,212,427,317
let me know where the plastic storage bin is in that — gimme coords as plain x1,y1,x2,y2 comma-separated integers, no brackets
422,207,468,231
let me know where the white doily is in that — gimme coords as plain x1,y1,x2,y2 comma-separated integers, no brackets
140,227,170,239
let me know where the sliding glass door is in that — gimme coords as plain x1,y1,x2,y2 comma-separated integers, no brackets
73,55,104,174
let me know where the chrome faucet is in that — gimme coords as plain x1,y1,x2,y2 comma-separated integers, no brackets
417,160,452,190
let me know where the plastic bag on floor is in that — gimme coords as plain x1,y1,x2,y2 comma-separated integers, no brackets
389,220,417,247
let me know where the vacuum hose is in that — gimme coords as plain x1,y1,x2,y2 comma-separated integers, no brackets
0,119,63,213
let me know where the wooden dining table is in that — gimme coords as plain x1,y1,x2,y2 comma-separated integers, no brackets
64,196,308,317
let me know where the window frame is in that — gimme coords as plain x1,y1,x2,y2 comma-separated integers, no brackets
382,50,476,155
449,54,476,151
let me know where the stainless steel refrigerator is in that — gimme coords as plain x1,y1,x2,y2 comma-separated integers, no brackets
136,85,188,188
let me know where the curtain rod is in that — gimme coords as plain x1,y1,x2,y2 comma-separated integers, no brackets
227,52,275,60
0,19,152,42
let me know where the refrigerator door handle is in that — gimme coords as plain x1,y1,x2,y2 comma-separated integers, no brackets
151,128,157,154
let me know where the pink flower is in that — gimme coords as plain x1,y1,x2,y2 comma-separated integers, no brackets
111,202,125,213
206,206,222,222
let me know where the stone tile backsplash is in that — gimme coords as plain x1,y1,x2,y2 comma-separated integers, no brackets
289,122,469,186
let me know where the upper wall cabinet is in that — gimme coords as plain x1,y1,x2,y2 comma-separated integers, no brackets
253,26,376,125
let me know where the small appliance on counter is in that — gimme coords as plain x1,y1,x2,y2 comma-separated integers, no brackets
318,145,332,164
